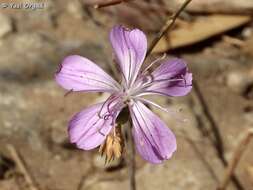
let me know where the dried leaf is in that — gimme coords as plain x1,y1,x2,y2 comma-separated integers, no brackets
247,165,253,184
177,0,253,14
153,14,251,53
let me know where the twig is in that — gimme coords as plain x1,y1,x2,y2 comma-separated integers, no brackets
146,0,193,56
222,35,245,47
6,144,40,190
180,129,219,182
94,0,134,9
192,81,225,162
192,81,244,190
124,121,136,190
217,129,253,190
79,0,104,27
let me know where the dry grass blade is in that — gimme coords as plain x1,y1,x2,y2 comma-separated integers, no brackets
217,129,253,190
6,144,40,190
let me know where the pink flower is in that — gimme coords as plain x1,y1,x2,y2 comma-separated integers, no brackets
55,26,192,164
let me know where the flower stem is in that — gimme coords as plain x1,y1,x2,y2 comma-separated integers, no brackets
124,121,136,190
146,0,193,56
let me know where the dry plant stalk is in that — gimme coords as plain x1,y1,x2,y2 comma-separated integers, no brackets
6,144,40,190
147,0,193,56
124,121,136,190
130,0,193,189
217,129,253,190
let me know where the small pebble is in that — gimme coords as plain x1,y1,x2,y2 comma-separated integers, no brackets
226,71,252,94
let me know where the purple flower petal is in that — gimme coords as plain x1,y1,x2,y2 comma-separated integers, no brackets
68,95,124,150
129,101,177,164
142,59,192,97
55,55,120,93
110,26,147,86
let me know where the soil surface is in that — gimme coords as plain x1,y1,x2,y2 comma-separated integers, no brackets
0,1,253,190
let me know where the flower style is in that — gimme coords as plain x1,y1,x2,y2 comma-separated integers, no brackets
55,26,192,164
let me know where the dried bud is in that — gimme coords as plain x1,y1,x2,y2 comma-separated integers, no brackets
99,125,124,163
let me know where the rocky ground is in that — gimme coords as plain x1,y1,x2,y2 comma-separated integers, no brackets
0,0,253,190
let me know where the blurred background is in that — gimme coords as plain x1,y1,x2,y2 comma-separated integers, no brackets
0,0,253,190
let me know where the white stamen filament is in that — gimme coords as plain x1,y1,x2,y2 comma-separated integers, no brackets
142,53,167,74
134,97,188,123
113,127,116,137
